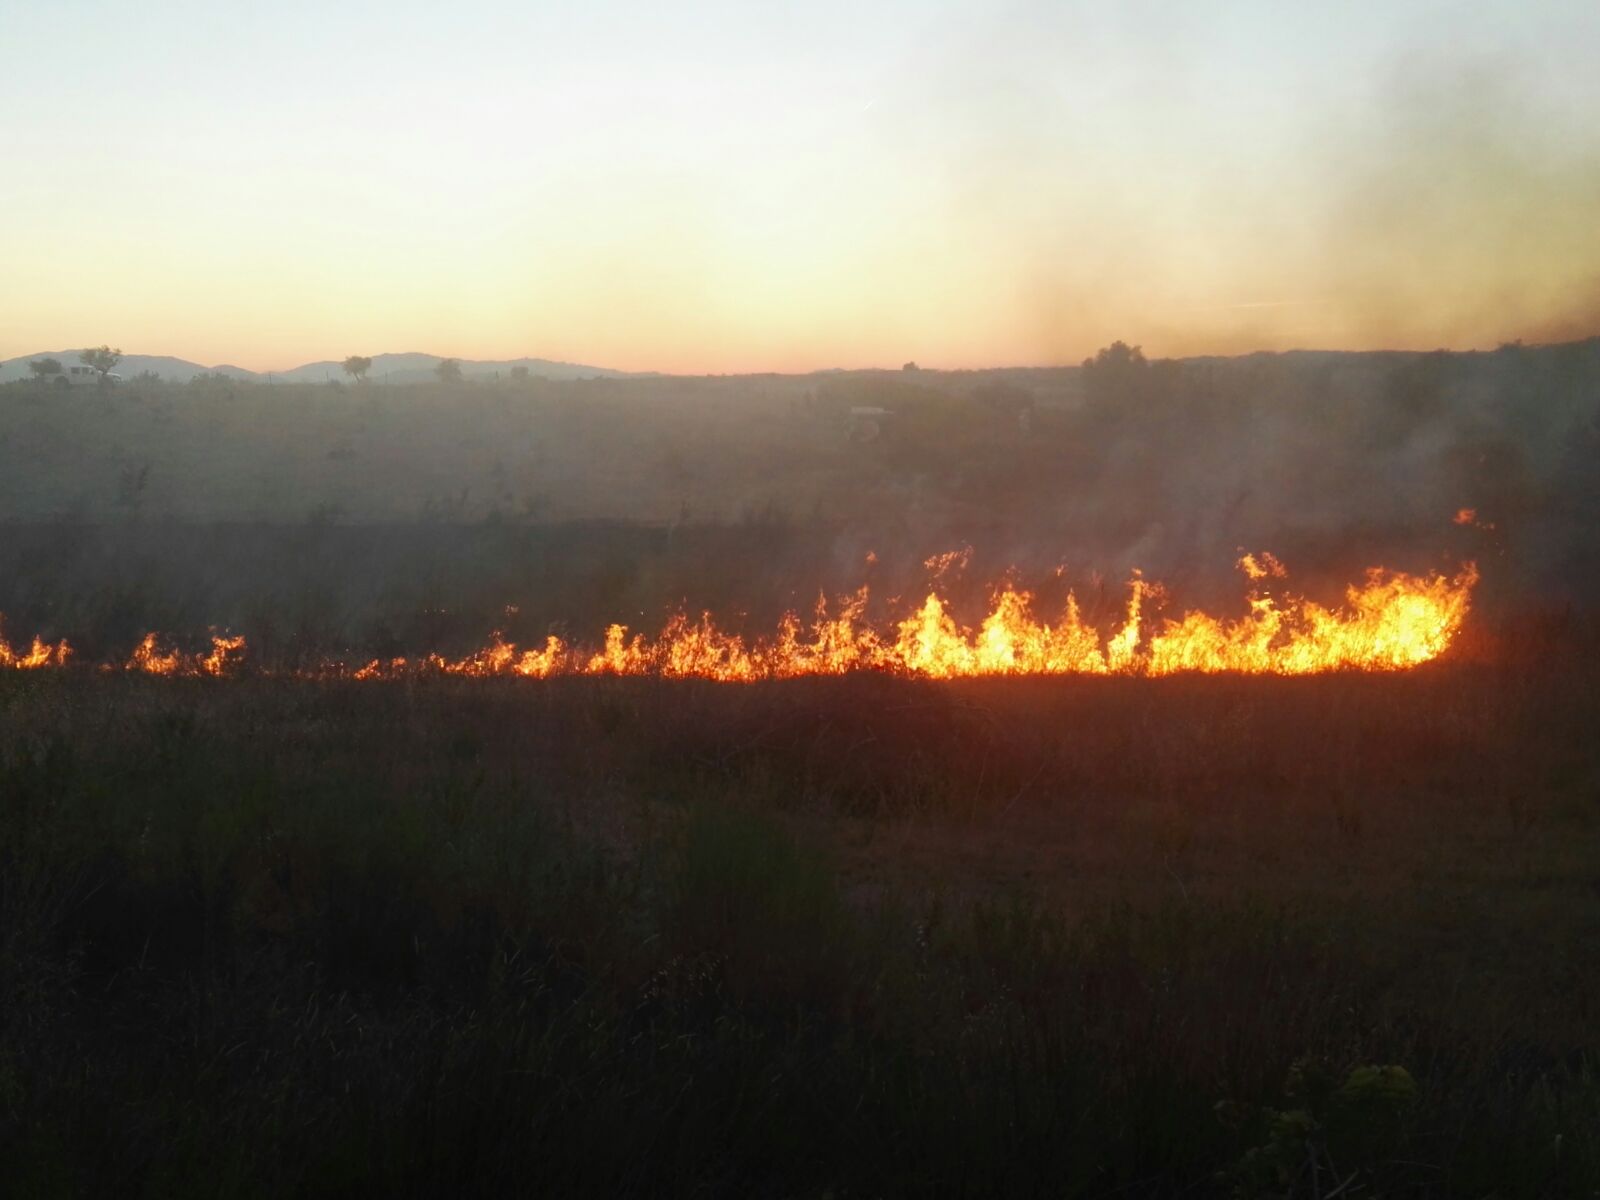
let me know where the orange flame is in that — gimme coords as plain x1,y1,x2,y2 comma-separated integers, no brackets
922,546,972,578
0,626,71,670
0,554,1479,682
127,633,248,676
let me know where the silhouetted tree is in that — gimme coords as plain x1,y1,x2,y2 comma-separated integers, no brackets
510,365,530,383
342,355,373,382
1082,340,1147,377
435,358,463,384
1080,341,1177,413
28,357,63,381
79,345,121,382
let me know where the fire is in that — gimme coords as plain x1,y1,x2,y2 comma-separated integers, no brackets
0,554,1479,682
0,625,71,670
127,633,247,676
1454,507,1497,532
923,546,972,577
1144,562,1477,674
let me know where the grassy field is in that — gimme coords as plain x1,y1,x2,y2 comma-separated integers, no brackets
3,342,1597,1194
4,627,1598,1197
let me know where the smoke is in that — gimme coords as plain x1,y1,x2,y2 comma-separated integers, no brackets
888,9,1600,363
1307,57,1600,352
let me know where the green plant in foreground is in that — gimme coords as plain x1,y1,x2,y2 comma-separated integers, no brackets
1220,1060,1418,1198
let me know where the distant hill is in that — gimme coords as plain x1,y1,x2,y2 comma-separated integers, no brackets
0,350,630,385
270,353,634,384
0,353,255,385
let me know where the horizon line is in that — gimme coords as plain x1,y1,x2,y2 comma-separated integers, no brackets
5,333,1597,380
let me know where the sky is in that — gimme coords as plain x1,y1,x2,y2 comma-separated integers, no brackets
3,0,1598,373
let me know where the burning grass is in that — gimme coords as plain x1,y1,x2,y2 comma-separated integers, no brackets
1,629,1597,1196
0,553,1478,681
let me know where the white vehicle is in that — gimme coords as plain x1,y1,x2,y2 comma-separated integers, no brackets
58,365,121,386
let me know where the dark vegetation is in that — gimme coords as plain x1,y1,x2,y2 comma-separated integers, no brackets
3,645,1599,1196
2,340,1599,1194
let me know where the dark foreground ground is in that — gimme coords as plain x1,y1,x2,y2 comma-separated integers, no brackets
3,624,1599,1197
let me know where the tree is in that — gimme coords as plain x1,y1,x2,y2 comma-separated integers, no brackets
79,345,122,382
28,357,63,381
1081,341,1150,410
1082,340,1147,375
435,358,463,384
509,365,529,383
342,355,373,382
1080,340,1183,417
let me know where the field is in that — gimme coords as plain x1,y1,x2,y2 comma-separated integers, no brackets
3,345,1599,1196
4,628,1599,1196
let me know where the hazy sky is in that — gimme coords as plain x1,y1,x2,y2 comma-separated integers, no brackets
4,0,1598,372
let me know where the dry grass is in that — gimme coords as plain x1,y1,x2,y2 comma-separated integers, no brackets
1,635,1597,1196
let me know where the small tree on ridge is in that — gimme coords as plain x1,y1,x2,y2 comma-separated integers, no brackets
79,345,122,382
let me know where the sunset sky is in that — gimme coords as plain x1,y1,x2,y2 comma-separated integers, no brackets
4,0,1598,373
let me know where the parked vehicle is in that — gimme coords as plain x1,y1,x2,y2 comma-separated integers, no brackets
58,365,121,385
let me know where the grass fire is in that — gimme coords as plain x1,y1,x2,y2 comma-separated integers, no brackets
2,554,1477,681
5,1,1600,1194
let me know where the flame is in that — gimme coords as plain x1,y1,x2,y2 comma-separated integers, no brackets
0,554,1479,682
127,633,247,676
922,546,972,578
1144,559,1477,675
1454,507,1497,532
0,625,71,669
1239,551,1287,581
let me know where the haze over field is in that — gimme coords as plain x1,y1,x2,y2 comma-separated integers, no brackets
4,0,1599,374
10,3,1600,1195
0,351,628,386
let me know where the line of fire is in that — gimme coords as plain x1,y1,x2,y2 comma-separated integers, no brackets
1,554,1477,681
